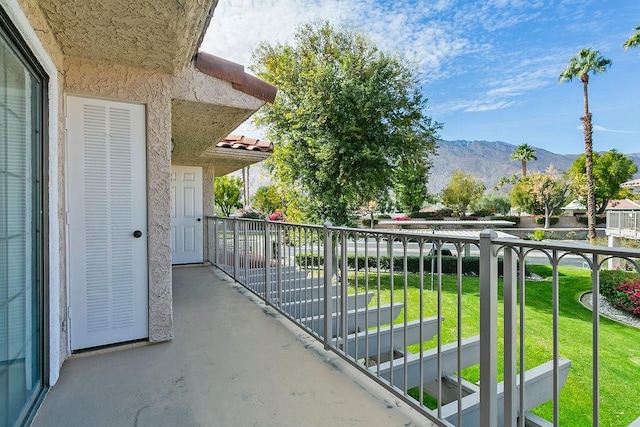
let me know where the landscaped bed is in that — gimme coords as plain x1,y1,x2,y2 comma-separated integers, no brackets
346,266,640,426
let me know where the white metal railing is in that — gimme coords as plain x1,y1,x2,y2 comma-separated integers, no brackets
207,216,640,427
606,210,640,239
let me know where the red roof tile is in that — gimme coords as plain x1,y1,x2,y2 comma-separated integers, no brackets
217,135,273,153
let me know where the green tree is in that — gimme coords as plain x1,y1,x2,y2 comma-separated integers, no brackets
252,185,282,215
624,25,640,50
510,143,537,177
441,169,485,216
251,21,440,225
393,156,431,213
473,194,512,215
566,150,638,214
559,48,611,244
510,167,571,228
214,175,243,217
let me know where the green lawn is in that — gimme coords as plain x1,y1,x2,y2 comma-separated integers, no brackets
347,266,640,426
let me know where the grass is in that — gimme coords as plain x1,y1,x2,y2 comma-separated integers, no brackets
347,266,640,426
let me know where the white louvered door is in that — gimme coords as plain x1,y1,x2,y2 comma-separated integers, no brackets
170,166,203,264
67,96,148,350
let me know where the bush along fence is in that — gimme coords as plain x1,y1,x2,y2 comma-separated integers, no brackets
294,253,530,277
600,269,640,316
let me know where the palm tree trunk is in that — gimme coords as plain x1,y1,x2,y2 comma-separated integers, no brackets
522,159,527,177
582,80,597,244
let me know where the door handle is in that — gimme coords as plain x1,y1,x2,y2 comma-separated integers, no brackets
133,230,142,238
197,218,201,222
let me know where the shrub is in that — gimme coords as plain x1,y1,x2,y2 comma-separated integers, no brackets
599,270,640,316
528,229,547,241
534,216,559,226
565,231,577,240
438,208,454,217
472,209,493,217
378,214,391,219
492,215,520,225
613,280,640,315
409,211,442,219
294,253,530,277
240,210,263,219
361,219,379,227
576,215,606,225
600,269,640,299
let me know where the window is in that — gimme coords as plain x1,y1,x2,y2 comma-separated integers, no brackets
0,6,47,425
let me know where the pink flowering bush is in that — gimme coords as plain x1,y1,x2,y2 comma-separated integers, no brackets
613,280,640,315
393,215,411,221
600,270,640,316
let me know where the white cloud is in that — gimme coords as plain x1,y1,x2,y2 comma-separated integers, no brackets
575,125,636,134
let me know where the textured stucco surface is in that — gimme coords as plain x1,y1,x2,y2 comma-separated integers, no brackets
34,0,216,73
202,165,215,261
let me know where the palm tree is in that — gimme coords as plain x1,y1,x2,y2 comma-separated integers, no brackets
624,25,640,50
510,143,537,177
559,48,611,244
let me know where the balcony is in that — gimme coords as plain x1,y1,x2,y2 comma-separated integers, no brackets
33,217,640,427
207,217,640,427
33,265,428,426
606,210,640,240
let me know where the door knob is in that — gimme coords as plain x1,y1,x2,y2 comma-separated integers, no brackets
197,218,201,222
133,230,142,238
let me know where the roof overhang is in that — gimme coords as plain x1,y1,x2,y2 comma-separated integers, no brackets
170,100,271,174
35,0,217,73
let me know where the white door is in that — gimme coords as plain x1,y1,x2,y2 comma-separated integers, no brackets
171,166,203,264
67,96,148,350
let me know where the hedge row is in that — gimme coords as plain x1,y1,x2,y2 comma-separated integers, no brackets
576,215,607,225
491,215,521,225
295,253,530,277
534,216,559,226
600,269,640,316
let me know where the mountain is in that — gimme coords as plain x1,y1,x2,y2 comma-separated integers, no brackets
236,140,640,197
428,140,640,194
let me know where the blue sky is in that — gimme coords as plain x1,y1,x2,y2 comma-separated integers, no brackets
202,0,640,155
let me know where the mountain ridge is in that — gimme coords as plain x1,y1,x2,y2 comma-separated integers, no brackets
238,139,640,197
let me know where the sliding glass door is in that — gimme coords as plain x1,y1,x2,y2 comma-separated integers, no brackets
0,8,47,426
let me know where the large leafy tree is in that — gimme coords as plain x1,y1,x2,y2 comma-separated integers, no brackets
251,21,440,225
510,143,537,177
441,169,485,216
511,167,571,228
566,150,638,214
214,175,243,217
624,25,640,50
559,48,611,244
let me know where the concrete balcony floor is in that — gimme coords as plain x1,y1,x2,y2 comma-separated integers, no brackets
33,265,432,426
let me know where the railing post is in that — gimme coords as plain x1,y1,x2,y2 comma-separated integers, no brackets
233,218,240,278
323,222,332,349
264,220,272,305
503,246,517,427
212,216,218,265
479,229,498,427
